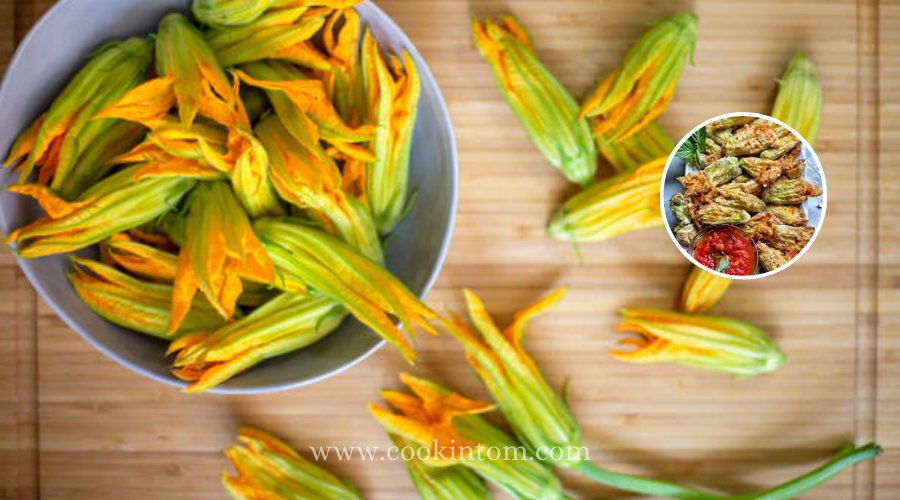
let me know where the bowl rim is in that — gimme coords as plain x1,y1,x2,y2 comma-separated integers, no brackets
0,0,459,394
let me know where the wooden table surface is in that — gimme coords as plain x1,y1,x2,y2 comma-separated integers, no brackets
0,0,897,499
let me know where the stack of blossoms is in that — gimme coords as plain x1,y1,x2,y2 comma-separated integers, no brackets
3,0,436,393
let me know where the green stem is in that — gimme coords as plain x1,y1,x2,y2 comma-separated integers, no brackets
734,443,882,500
575,443,882,500
575,460,726,500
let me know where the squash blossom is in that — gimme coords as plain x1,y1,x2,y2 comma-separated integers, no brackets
441,288,584,469
222,426,362,500
55,121,146,201
600,120,674,173
613,309,786,377
102,233,279,308
547,157,664,242
239,61,375,157
580,12,697,143
105,80,284,218
472,16,597,187
771,53,822,147
101,233,179,283
680,267,732,314
4,165,195,258
321,8,364,121
92,78,178,129
388,434,491,500
369,373,567,500
445,289,731,500
194,0,364,28
68,257,228,339
108,119,229,182
156,13,235,129
254,217,436,364
111,116,229,163
362,28,421,234
256,113,382,261
3,37,153,186
209,7,332,70
228,125,286,218
171,291,346,393
168,181,276,334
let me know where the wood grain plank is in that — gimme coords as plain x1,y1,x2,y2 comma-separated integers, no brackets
0,1,39,499
877,1,899,499
855,0,880,498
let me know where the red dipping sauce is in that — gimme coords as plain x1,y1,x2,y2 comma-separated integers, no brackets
691,226,758,276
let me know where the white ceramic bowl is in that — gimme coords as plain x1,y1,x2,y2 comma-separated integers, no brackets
0,0,457,393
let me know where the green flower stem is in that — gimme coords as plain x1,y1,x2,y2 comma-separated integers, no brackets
736,443,882,500
575,443,881,500
575,460,725,500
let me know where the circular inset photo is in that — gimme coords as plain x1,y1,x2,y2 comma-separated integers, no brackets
661,113,826,279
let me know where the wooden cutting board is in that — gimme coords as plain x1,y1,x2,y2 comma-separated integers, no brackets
0,0,896,499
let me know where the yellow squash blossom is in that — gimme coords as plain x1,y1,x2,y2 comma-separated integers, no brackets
613,308,786,377
107,100,284,218
5,165,195,258
209,7,332,70
547,157,664,242
193,0,283,27
227,129,286,218
168,181,276,334
156,13,234,128
442,288,584,469
680,267,732,314
253,217,436,364
68,257,228,339
171,291,346,393
196,78,287,218
321,8,364,121
92,78,177,129
239,60,375,157
95,30,235,128
580,13,697,143
222,426,362,500
472,16,597,187
600,120,674,173
101,233,179,283
194,0,365,28
447,290,733,499
256,114,382,261
370,373,566,500
3,37,153,186
771,52,822,147
55,121,146,201
361,29,421,234
239,62,327,156
101,232,280,307
388,434,491,500
111,116,229,164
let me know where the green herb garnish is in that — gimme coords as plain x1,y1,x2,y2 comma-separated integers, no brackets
675,126,706,167
715,256,730,273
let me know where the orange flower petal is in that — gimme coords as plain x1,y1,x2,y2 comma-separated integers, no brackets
7,184,90,219
93,77,175,127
